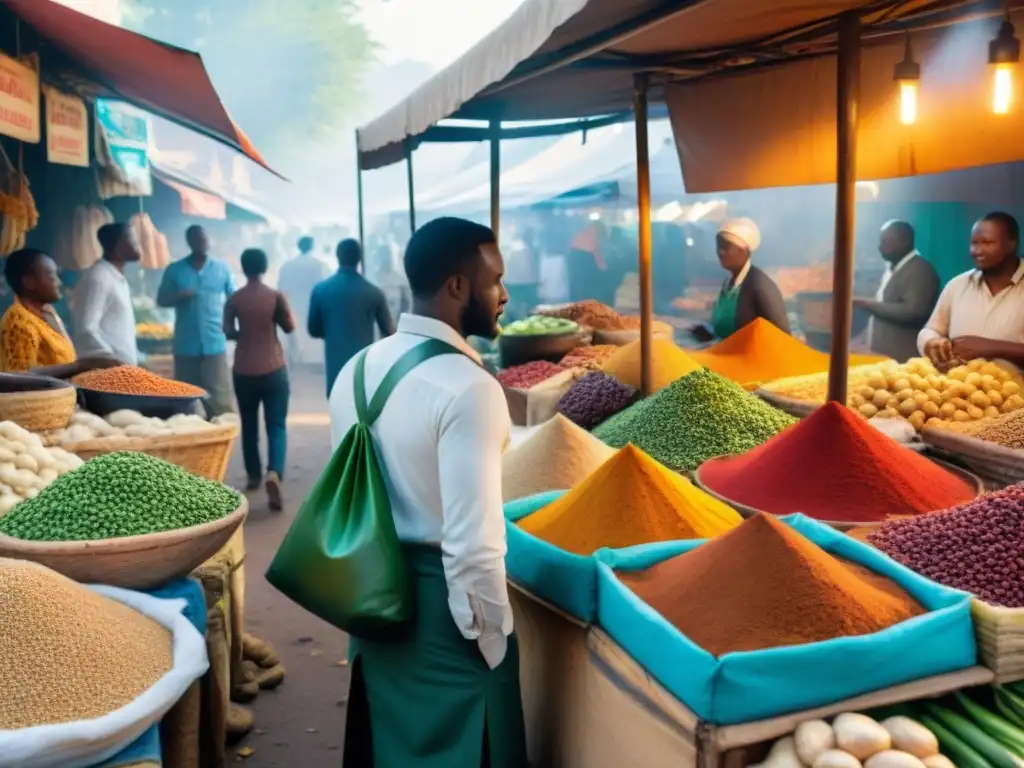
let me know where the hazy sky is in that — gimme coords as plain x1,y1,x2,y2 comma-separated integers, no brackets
358,0,527,67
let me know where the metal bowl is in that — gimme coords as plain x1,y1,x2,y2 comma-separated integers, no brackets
77,387,207,419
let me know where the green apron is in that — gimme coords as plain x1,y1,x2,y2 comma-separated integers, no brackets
344,544,528,768
710,280,742,339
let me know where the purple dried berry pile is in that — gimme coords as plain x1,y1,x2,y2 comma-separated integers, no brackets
557,372,636,431
868,485,1024,607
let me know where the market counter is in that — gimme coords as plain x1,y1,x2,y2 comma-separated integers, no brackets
511,585,994,767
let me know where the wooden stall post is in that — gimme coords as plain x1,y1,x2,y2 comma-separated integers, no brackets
633,73,655,397
826,11,862,404
355,130,365,249
490,119,501,238
405,139,417,235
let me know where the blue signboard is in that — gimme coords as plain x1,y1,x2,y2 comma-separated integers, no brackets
96,99,151,193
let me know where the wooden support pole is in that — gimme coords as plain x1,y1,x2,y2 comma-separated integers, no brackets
490,119,501,237
406,140,417,235
355,130,365,247
827,12,862,404
633,73,654,397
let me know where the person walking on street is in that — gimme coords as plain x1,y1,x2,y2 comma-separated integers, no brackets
332,216,527,767
277,235,328,368
157,225,236,417
223,248,294,510
71,223,142,366
308,238,395,397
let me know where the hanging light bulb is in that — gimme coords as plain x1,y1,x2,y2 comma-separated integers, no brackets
989,12,1020,115
894,33,920,125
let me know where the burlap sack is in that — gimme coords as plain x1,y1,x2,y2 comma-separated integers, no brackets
200,608,230,768
525,369,584,426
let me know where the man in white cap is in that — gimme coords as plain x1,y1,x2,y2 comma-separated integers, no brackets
694,217,790,341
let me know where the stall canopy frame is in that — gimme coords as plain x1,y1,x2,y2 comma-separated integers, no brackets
356,0,1018,396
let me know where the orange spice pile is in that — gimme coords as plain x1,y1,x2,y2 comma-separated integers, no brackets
72,366,205,398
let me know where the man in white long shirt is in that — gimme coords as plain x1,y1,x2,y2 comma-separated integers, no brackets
276,236,328,367
71,223,141,365
332,217,526,768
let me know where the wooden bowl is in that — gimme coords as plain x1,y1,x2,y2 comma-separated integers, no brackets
0,497,248,589
499,331,582,368
0,373,77,432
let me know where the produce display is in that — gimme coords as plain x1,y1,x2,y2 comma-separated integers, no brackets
618,514,923,657
0,167,39,258
595,368,796,472
0,558,172,728
762,358,1024,432
768,262,833,299
600,338,702,392
0,452,242,541
496,360,564,389
52,204,111,270
698,403,976,524
136,322,173,341
0,420,84,516
556,372,636,430
538,299,640,330
130,212,171,271
559,344,619,371
72,365,206,397
51,409,230,444
928,407,1024,449
501,414,614,502
517,444,741,555
868,485,1024,607
501,315,579,336
690,318,885,390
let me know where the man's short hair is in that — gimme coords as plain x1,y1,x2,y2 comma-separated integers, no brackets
982,211,1020,246
336,239,362,268
240,248,269,277
298,236,314,254
404,217,496,297
97,222,130,253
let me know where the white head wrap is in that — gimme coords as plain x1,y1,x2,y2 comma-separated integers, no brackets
718,218,761,253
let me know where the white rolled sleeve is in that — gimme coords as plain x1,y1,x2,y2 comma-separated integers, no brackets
917,281,954,355
437,378,513,669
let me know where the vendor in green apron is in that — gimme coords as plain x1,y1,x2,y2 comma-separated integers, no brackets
330,216,528,768
693,218,791,342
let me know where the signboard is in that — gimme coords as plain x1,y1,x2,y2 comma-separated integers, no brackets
109,146,152,196
96,99,151,193
0,53,40,143
44,87,88,167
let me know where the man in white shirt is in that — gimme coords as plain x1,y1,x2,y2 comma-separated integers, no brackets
919,211,1024,369
276,236,328,367
71,223,141,365
332,217,526,768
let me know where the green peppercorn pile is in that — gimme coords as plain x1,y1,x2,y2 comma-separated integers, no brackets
0,452,243,541
593,368,797,472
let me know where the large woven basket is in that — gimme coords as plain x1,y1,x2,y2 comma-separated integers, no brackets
0,376,77,432
921,426,1024,485
63,423,238,483
972,600,1024,684
0,498,248,589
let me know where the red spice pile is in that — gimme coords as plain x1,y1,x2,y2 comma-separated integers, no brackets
619,514,924,656
697,402,976,523
496,361,564,389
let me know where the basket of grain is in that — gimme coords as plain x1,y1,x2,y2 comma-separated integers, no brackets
922,425,1024,485
0,372,77,432
0,452,248,589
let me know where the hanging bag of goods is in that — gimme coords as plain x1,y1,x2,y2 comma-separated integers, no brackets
594,514,976,724
0,559,208,768
266,340,462,638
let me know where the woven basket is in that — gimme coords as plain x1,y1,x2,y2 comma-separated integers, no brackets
63,424,238,483
921,427,1024,485
972,600,1024,683
0,497,247,589
693,458,984,531
0,381,77,432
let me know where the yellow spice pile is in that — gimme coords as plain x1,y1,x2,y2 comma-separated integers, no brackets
0,558,173,728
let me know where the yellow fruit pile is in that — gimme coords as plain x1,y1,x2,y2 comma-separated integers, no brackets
136,322,172,340
762,358,1024,432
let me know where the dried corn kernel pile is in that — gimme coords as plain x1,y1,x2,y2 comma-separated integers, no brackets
762,358,1024,432
0,558,172,728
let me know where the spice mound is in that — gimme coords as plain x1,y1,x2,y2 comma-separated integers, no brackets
560,344,619,371
869,485,1024,607
73,365,205,398
557,372,636,430
595,368,796,472
539,300,638,330
518,444,741,555
0,558,172,728
600,338,701,392
618,514,925,657
496,360,564,389
698,402,976,523
0,451,242,541
690,318,884,389
502,414,615,501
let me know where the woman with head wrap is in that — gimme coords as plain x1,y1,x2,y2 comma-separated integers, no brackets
693,218,790,341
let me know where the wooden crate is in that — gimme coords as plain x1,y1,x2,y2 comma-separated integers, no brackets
512,586,995,767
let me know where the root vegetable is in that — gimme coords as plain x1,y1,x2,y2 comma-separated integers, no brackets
814,750,863,768
880,717,939,758
0,495,19,516
106,409,148,428
864,751,927,768
797,720,837,764
834,713,892,760
13,452,37,474
921,757,955,768
762,736,803,768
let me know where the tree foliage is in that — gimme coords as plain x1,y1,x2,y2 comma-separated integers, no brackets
122,0,377,147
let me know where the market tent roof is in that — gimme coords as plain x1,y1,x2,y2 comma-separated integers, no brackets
0,0,281,178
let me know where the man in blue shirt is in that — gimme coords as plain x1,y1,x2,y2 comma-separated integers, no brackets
309,238,395,396
157,225,236,416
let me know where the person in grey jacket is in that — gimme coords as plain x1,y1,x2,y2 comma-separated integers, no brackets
854,221,939,362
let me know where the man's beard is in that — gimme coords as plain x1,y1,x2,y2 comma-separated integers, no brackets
461,292,498,339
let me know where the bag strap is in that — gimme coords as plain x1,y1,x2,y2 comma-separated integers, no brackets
354,338,463,426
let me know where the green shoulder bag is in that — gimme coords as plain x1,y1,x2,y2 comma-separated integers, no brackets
266,338,460,639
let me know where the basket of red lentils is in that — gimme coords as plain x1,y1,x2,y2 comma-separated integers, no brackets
71,365,207,420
